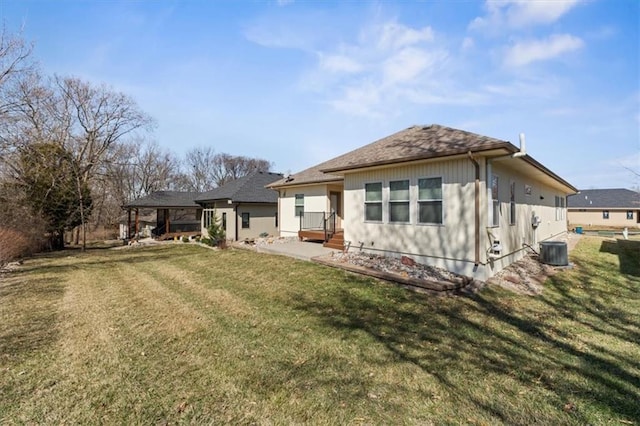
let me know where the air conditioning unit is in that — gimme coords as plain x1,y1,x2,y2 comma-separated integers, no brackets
539,241,568,266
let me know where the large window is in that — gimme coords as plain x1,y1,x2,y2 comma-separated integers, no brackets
294,194,304,217
241,212,250,228
364,182,382,221
509,181,516,225
491,174,500,227
418,177,443,224
389,180,410,223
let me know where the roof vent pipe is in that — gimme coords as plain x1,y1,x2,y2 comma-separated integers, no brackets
513,133,526,158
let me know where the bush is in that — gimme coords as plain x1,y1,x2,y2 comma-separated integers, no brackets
182,236,190,243
259,232,269,238
205,211,226,248
0,227,32,267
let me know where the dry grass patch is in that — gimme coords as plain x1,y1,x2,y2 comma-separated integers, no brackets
1,239,639,424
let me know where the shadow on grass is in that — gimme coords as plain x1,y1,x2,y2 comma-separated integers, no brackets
599,239,640,277
290,258,640,423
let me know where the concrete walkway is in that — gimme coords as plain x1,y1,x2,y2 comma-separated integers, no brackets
256,241,339,261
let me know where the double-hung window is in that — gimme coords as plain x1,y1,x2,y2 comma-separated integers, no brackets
389,180,410,223
555,196,566,220
364,183,382,221
418,177,443,224
491,175,500,227
294,194,304,217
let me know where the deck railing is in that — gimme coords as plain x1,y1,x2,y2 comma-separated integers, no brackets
300,211,337,242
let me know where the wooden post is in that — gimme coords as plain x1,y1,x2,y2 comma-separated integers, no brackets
165,209,170,235
127,209,132,239
135,208,139,240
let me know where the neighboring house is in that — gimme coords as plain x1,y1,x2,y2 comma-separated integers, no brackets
268,124,577,280
196,171,282,241
568,188,640,229
123,191,202,240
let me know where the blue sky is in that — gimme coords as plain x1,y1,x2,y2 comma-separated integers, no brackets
1,0,638,190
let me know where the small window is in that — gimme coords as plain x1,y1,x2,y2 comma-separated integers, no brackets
509,181,516,225
491,174,500,227
555,196,565,221
603,210,609,219
275,211,278,227
295,194,304,217
389,180,410,223
627,211,634,220
418,177,443,224
222,212,227,230
365,182,382,221
241,212,250,228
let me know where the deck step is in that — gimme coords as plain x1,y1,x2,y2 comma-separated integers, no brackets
323,231,344,250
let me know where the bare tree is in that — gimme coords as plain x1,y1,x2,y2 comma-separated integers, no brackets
52,76,155,249
183,147,273,189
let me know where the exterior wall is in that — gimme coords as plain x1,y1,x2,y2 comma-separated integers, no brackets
237,204,279,240
343,157,570,280
201,202,277,240
276,184,333,237
344,158,483,277
485,161,569,278
568,209,640,228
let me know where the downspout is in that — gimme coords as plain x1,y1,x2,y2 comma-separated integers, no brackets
467,152,480,270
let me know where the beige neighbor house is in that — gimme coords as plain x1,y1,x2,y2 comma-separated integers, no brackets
268,124,578,280
196,171,282,241
568,188,640,229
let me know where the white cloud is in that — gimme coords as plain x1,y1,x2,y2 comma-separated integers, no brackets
382,47,440,84
376,22,434,50
461,37,475,50
277,0,294,5
319,54,363,73
504,34,584,67
470,0,582,32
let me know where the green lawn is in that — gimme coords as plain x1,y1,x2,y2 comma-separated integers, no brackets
1,237,638,424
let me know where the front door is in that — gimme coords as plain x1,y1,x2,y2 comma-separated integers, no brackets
329,192,342,229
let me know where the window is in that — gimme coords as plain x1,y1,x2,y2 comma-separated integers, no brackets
555,196,565,221
491,174,500,227
603,210,609,219
389,180,410,223
509,181,516,225
241,212,250,228
222,212,227,231
275,211,278,227
295,194,304,217
627,211,634,220
364,182,382,221
418,177,443,224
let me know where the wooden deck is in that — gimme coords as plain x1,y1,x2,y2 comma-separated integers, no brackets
157,231,201,241
298,229,344,250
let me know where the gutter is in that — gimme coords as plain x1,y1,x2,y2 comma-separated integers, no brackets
467,152,481,269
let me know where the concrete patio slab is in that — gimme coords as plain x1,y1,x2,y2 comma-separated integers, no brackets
256,241,339,261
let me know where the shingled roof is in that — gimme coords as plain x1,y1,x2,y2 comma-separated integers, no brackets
196,171,282,204
568,188,640,209
123,191,202,208
270,124,526,188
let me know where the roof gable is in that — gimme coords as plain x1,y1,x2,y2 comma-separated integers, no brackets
196,171,282,204
568,188,640,208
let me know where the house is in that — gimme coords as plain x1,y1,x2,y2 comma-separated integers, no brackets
568,188,640,229
268,124,578,280
122,191,202,240
196,171,282,241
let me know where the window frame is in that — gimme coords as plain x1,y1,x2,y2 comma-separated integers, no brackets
389,179,410,223
364,182,383,222
491,174,500,227
417,176,443,225
241,212,250,229
294,194,304,217
602,210,609,220
509,180,516,225
627,210,634,220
